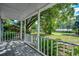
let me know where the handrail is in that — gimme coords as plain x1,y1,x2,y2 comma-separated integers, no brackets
58,41,79,46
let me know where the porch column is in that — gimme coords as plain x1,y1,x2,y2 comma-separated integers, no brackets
24,20,26,40
0,16,1,42
20,20,23,40
37,10,40,50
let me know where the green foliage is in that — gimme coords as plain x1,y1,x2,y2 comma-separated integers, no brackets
40,3,75,34
3,18,20,32
74,46,79,55
73,16,79,35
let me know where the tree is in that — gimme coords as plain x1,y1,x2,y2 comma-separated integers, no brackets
40,3,75,34
73,15,79,35
3,18,20,32
40,9,53,34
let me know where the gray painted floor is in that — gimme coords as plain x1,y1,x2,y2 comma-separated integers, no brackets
0,40,42,56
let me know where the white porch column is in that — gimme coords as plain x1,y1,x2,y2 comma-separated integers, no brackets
24,20,26,40
20,20,23,40
37,10,40,50
0,16,1,42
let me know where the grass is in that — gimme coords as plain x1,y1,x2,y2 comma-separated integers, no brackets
45,32,79,44
32,32,79,44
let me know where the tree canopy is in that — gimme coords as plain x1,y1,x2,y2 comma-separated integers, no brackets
40,3,75,34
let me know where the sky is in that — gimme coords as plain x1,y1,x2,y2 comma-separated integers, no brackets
72,4,79,16
9,19,18,25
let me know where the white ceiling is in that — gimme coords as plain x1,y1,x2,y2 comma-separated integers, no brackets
0,3,49,20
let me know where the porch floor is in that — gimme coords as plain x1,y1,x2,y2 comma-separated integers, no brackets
0,40,42,56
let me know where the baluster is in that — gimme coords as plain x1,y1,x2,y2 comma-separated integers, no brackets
44,38,45,54
2,30,3,42
15,32,16,40
31,35,33,43
12,32,13,40
51,40,53,56
2,32,3,42
10,32,12,41
63,43,65,56
47,39,49,55
27,34,28,42
7,31,8,41
11,32,12,40
3,32,4,42
12,32,14,41
41,37,42,52
5,32,6,41
56,41,58,56
9,31,10,41
71,45,74,56
13,32,14,40
30,35,31,42
4,32,6,41
6,31,7,41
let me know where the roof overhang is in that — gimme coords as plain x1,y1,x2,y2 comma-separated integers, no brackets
0,3,55,21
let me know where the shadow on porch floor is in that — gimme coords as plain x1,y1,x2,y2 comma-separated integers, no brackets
0,40,42,56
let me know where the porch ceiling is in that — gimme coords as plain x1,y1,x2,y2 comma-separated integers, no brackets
0,3,49,20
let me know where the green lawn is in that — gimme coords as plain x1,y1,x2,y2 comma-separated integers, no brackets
32,32,79,44
45,32,79,44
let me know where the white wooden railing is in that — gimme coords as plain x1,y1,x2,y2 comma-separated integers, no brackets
24,34,79,56
1,33,79,56
1,32,20,42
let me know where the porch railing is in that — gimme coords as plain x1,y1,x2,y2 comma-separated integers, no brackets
1,33,79,56
25,34,79,56
1,32,20,42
